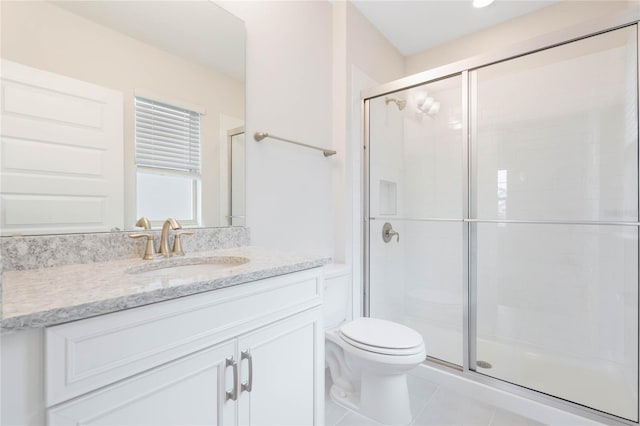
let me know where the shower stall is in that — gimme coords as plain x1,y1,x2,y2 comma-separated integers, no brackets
363,18,639,423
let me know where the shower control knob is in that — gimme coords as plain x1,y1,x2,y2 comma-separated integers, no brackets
382,223,399,243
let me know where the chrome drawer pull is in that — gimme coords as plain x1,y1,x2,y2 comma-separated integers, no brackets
225,357,238,401
241,350,253,392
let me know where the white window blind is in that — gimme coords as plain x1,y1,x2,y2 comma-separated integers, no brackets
135,97,201,173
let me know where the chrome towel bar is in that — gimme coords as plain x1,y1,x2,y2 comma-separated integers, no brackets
254,132,336,157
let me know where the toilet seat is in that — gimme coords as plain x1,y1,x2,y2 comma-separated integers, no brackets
339,333,425,356
339,317,425,356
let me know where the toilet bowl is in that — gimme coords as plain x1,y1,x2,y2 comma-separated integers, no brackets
325,317,426,425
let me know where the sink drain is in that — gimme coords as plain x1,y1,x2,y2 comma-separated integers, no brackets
476,360,492,369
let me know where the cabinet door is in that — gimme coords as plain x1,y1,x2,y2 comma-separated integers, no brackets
48,341,237,426
237,308,323,426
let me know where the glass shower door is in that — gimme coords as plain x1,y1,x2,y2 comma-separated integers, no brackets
471,26,638,421
368,75,465,366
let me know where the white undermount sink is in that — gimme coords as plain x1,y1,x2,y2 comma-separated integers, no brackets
126,256,250,277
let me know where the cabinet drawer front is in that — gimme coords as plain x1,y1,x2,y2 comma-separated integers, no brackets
46,269,322,406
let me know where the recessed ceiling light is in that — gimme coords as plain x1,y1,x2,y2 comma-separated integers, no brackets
473,0,495,8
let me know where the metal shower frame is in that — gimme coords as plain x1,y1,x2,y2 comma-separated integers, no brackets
362,9,640,426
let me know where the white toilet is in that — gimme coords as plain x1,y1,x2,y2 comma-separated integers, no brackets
323,266,426,425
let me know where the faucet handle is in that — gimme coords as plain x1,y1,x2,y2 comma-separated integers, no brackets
129,232,156,260
135,217,152,230
172,230,194,256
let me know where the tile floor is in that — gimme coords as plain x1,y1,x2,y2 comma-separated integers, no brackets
325,372,545,426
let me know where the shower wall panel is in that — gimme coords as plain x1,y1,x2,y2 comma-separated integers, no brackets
474,223,638,419
368,75,464,366
471,25,639,421
403,221,464,365
472,27,638,222
369,95,407,323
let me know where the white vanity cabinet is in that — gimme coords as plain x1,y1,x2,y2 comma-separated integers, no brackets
237,309,320,425
48,341,237,426
44,268,324,426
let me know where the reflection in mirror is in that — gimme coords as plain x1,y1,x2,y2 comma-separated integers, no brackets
0,0,245,236
227,128,245,226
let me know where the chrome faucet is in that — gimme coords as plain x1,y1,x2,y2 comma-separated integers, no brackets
159,218,181,257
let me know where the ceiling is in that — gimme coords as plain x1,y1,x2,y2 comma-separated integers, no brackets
51,0,557,78
352,0,558,56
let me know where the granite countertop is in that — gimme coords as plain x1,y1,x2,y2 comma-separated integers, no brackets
1,246,330,330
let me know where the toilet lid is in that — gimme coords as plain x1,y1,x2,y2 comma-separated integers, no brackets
339,318,424,351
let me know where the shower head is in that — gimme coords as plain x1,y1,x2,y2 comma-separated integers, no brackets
416,96,440,117
385,97,406,111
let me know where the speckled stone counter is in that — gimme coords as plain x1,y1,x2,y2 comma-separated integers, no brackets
1,227,251,271
2,246,330,330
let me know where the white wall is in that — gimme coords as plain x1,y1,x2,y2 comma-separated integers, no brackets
218,1,406,260
337,2,406,316
218,1,334,256
345,2,405,86
1,329,45,425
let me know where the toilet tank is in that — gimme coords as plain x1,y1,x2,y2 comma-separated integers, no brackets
323,264,352,329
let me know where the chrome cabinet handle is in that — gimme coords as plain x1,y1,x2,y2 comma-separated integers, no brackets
225,357,238,401
241,350,253,392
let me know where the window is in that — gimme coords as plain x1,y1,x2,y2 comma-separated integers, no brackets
134,96,201,225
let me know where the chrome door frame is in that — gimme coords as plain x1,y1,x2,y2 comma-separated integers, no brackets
362,9,640,426
363,99,371,317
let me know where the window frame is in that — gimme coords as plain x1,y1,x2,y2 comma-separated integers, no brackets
134,95,203,226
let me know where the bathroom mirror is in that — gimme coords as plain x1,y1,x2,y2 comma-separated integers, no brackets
0,0,245,236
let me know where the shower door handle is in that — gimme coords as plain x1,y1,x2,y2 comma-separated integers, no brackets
382,223,399,243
